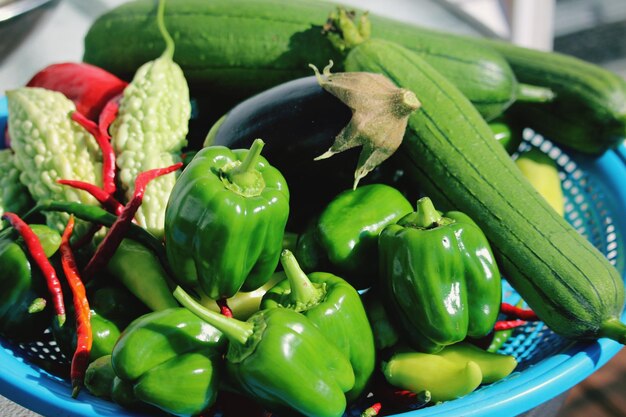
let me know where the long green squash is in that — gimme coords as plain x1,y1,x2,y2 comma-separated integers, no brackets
476,38,626,155
344,38,626,344
84,0,626,154
83,0,531,121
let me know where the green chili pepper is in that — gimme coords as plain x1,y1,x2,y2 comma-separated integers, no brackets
261,249,375,402
379,196,502,353
174,286,354,417
106,239,178,311
164,139,290,300
382,346,483,403
0,224,59,341
435,342,517,384
296,183,412,288
111,307,225,416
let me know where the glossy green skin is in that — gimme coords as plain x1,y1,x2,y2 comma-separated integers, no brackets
52,285,148,362
261,272,375,402
435,342,517,384
300,184,412,288
226,308,354,417
382,348,483,403
0,225,59,341
488,117,522,155
107,238,178,312
164,145,290,299
112,307,225,416
379,210,501,353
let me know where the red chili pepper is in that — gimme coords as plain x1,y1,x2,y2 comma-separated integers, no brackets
70,111,117,196
26,62,127,121
500,302,540,321
98,94,121,139
361,402,382,417
60,215,93,398
82,163,183,279
1,212,65,326
217,298,234,318
57,179,124,216
494,319,527,331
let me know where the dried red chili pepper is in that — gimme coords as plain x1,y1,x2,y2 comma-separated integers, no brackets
216,298,234,318
500,302,539,321
361,402,382,417
57,179,123,216
1,212,65,326
60,215,93,398
70,110,117,196
493,319,527,331
82,163,183,279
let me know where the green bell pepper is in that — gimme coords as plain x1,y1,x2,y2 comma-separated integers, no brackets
295,183,412,288
52,284,149,362
174,286,355,417
261,249,375,402
164,138,290,300
111,307,225,417
379,197,502,353
0,224,60,341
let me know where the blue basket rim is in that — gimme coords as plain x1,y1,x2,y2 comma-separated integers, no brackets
1,96,626,417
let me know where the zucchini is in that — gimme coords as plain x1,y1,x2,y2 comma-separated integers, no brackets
83,0,531,121
342,38,626,343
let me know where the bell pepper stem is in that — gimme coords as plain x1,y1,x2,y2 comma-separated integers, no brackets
173,286,254,346
414,197,443,229
280,249,325,310
233,138,264,175
221,138,266,196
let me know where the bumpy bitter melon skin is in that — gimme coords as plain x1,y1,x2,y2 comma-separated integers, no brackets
344,39,626,343
83,0,518,121
110,53,190,238
6,88,102,233
0,149,34,227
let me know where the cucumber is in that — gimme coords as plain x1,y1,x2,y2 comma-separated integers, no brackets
83,0,527,121
343,38,626,343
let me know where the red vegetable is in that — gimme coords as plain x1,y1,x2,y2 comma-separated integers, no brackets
26,62,127,121
82,163,183,279
60,215,92,398
500,302,540,321
494,319,527,331
70,110,118,195
1,212,65,326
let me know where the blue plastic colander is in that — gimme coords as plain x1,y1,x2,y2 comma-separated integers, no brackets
1,95,626,417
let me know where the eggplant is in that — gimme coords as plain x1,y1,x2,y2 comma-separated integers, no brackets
209,76,412,230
